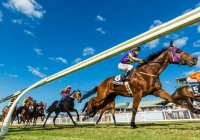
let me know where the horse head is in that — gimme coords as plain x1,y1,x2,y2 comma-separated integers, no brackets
168,41,197,66
71,90,82,103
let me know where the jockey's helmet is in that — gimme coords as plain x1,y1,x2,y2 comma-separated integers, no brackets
132,46,140,52
67,85,71,90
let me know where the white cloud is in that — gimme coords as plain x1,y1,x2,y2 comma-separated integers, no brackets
193,40,200,47
0,11,3,22
144,39,160,49
43,67,48,70
182,69,196,75
8,74,18,78
195,2,200,8
165,81,171,84
96,27,106,34
24,29,34,37
165,34,180,40
182,9,192,14
173,37,189,48
34,48,43,55
96,15,106,22
0,64,5,67
27,65,46,78
196,56,200,68
198,25,200,33
192,52,200,56
149,20,163,29
12,19,23,24
49,57,67,64
73,58,82,64
83,47,95,56
3,0,45,19
182,2,200,14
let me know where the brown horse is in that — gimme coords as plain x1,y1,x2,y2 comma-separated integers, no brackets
43,90,82,127
2,105,17,125
15,98,34,124
32,103,46,126
159,85,200,112
82,41,198,128
82,95,116,125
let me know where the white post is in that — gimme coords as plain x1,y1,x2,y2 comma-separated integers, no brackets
188,110,192,120
0,78,47,136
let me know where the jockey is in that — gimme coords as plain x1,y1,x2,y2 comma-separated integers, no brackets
8,97,16,107
38,101,43,109
186,71,200,83
61,85,71,98
118,47,143,81
57,85,71,108
23,96,33,107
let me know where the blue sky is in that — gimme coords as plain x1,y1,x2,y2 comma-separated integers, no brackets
0,0,200,112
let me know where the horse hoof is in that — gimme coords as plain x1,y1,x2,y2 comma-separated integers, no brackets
131,123,137,128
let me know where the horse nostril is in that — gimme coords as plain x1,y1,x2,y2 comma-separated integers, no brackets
193,57,198,62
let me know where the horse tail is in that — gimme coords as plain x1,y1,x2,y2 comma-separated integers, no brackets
46,101,58,114
82,102,88,113
82,86,98,100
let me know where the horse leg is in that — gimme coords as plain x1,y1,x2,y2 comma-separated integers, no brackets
154,89,187,108
131,91,142,128
43,111,53,127
96,108,106,125
66,111,77,126
53,111,60,127
111,108,116,126
71,108,80,121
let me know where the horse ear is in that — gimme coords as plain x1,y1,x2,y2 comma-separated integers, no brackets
169,41,174,47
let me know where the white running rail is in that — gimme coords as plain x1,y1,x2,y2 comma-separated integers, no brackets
1,7,200,136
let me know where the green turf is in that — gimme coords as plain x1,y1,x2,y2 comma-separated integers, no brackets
1,121,200,140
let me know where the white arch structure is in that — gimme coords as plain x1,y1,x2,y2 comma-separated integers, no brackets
1,7,200,136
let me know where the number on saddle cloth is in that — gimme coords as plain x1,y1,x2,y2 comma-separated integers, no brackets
191,84,200,96
113,75,124,85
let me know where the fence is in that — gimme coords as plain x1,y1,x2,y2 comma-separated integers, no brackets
11,109,200,125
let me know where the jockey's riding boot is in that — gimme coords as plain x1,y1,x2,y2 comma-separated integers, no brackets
123,71,131,81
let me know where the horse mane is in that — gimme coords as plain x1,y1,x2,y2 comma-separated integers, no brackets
70,90,76,96
137,48,168,67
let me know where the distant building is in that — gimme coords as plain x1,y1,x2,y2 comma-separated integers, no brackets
115,100,173,112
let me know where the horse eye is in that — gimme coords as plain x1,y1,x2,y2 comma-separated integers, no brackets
176,49,181,53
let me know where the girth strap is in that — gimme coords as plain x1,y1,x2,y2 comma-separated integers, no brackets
125,82,133,95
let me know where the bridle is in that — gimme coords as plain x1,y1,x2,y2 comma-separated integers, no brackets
139,47,187,77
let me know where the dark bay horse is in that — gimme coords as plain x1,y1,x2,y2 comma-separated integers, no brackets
32,103,46,125
82,42,198,128
82,95,116,125
43,90,82,127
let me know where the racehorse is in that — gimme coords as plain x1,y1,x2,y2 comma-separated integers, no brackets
82,95,116,125
1,105,17,124
82,41,198,128
158,86,200,112
15,98,34,125
32,103,46,126
43,90,82,127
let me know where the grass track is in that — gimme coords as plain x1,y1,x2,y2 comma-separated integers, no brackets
1,121,200,140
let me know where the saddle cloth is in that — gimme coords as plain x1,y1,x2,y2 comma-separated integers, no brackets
190,84,200,96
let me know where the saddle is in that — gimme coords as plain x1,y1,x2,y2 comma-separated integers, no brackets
113,69,135,85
